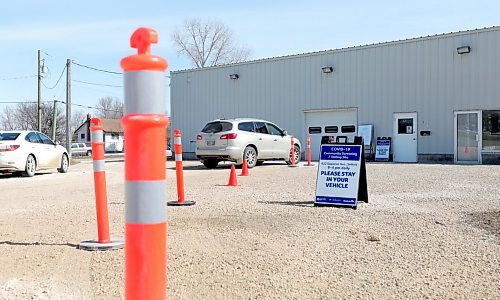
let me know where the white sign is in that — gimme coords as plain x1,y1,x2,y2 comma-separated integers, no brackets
375,139,391,161
358,125,373,146
315,145,361,206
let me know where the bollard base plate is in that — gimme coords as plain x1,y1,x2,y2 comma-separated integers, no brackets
167,200,196,206
289,165,300,168
304,163,316,167
78,239,124,251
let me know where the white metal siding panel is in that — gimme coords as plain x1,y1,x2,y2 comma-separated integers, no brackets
171,27,500,156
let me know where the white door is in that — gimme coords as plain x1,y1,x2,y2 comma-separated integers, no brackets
393,112,418,163
454,111,481,164
305,109,358,161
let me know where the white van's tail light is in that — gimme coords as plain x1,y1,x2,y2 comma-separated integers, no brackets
197,135,203,140
0,145,20,152
220,133,237,140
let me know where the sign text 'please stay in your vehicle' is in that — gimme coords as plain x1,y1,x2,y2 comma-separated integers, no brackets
315,145,362,206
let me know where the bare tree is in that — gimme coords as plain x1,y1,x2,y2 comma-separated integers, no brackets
95,97,123,119
172,18,251,68
0,102,65,142
71,109,87,134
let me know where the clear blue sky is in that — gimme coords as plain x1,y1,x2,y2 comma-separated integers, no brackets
0,0,498,116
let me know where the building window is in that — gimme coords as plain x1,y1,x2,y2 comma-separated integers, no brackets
341,125,356,133
80,133,85,139
482,110,500,151
308,127,321,134
325,126,338,133
397,119,413,134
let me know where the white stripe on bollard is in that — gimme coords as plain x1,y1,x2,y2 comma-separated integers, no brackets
174,137,181,144
125,180,167,224
124,71,165,115
93,160,106,172
175,154,182,161
91,130,103,143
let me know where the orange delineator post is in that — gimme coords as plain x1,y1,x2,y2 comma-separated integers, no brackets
289,135,297,167
78,119,124,251
121,27,169,300
307,135,311,166
90,118,111,243
167,129,195,206
305,134,314,166
175,130,185,202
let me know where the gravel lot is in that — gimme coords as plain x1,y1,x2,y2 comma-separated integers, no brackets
0,159,499,299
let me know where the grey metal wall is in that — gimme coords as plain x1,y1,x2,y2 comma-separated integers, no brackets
170,27,500,155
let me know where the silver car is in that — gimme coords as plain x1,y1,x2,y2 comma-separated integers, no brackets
196,118,301,168
0,131,69,177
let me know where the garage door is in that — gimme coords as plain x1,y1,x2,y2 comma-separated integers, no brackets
305,108,358,161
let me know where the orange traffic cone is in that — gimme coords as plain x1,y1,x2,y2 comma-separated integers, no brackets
226,165,238,186
240,160,249,176
464,145,470,154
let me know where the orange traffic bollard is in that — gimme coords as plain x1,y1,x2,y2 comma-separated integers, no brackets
78,118,124,251
305,134,315,166
240,159,249,176
168,129,195,206
121,27,169,300
226,165,238,186
289,135,298,167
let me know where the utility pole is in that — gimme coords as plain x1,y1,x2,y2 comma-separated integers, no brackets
52,100,57,141
37,50,42,132
66,59,72,158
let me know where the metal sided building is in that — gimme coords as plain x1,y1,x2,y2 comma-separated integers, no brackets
170,26,500,164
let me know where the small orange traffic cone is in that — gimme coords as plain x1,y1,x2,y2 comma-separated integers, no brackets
240,160,249,176
464,145,470,154
226,165,238,186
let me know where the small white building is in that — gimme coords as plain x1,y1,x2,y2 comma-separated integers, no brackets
74,116,124,152
170,26,500,164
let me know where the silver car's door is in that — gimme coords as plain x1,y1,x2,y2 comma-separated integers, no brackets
25,132,45,167
266,123,290,159
253,122,274,158
37,133,60,168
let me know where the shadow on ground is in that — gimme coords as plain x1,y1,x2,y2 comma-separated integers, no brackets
0,240,78,248
258,200,315,207
0,172,52,180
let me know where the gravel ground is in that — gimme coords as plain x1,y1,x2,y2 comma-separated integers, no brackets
0,159,498,299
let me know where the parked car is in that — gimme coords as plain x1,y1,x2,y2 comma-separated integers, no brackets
0,131,69,177
166,145,173,159
196,118,301,168
71,142,92,156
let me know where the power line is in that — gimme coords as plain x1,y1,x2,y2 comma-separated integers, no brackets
71,60,171,78
72,79,122,88
72,61,123,75
42,65,67,89
0,101,39,104
56,100,123,113
0,75,37,81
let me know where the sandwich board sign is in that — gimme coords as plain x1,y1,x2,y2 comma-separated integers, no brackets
314,137,368,209
375,137,391,162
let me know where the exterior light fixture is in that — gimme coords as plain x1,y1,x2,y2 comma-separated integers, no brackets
457,46,471,54
229,74,239,79
322,66,333,74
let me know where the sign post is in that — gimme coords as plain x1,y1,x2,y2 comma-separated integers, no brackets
314,137,368,209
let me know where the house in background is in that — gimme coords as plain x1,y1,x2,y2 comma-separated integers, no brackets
74,114,124,152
